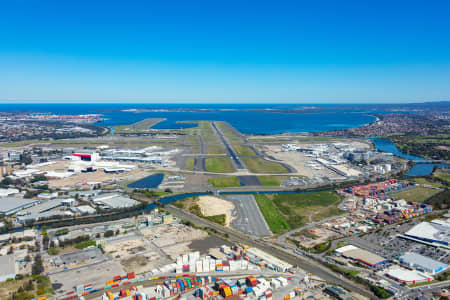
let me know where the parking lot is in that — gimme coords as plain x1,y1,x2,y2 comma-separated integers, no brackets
347,220,450,263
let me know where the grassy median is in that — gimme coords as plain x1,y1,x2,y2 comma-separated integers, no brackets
208,176,242,187
233,144,256,156
257,176,289,186
242,157,288,173
205,157,235,173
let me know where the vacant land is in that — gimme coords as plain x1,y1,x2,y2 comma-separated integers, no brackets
242,157,288,174
197,196,235,227
434,169,450,184
257,176,289,186
233,144,256,156
254,194,290,233
391,187,441,203
208,176,241,188
0,275,53,300
256,191,343,229
205,157,235,173
408,177,445,188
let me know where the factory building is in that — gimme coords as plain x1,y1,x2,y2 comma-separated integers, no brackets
385,268,433,285
335,245,387,268
402,220,450,248
92,193,139,209
400,253,448,274
72,205,97,215
0,188,19,197
245,247,293,272
15,199,71,223
0,197,40,215
324,286,352,300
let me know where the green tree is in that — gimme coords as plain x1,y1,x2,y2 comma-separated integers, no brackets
32,255,44,276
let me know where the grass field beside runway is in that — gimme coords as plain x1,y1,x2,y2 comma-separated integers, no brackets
208,176,242,187
233,144,256,156
204,157,235,173
242,157,288,173
257,176,290,186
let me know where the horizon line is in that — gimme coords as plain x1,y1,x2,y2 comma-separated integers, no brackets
0,100,448,105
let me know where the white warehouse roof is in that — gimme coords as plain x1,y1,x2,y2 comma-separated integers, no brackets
335,245,358,254
92,193,138,209
404,221,450,247
246,247,292,271
0,197,40,215
400,252,448,273
385,267,433,284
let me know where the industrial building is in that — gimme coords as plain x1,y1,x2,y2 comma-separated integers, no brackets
0,188,19,197
245,247,293,272
335,245,387,268
0,197,40,215
92,193,139,209
14,198,80,223
385,268,433,285
0,254,16,282
402,220,450,248
324,286,352,300
72,205,97,214
400,253,448,274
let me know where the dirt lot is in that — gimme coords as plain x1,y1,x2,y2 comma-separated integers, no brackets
293,227,341,248
103,234,172,274
104,237,148,259
198,196,235,227
141,224,208,259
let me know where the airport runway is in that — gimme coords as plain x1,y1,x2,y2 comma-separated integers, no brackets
211,122,247,171
224,194,271,236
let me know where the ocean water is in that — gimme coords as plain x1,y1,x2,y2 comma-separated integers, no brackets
0,103,376,134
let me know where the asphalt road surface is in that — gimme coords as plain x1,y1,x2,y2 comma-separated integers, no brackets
225,194,271,236
166,205,375,299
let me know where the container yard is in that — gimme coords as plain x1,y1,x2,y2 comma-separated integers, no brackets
88,273,328,300
338,179,416,201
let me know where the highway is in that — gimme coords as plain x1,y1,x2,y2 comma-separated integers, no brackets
166,205,375,299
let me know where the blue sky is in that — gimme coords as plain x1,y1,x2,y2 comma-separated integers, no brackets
1,0,449,103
